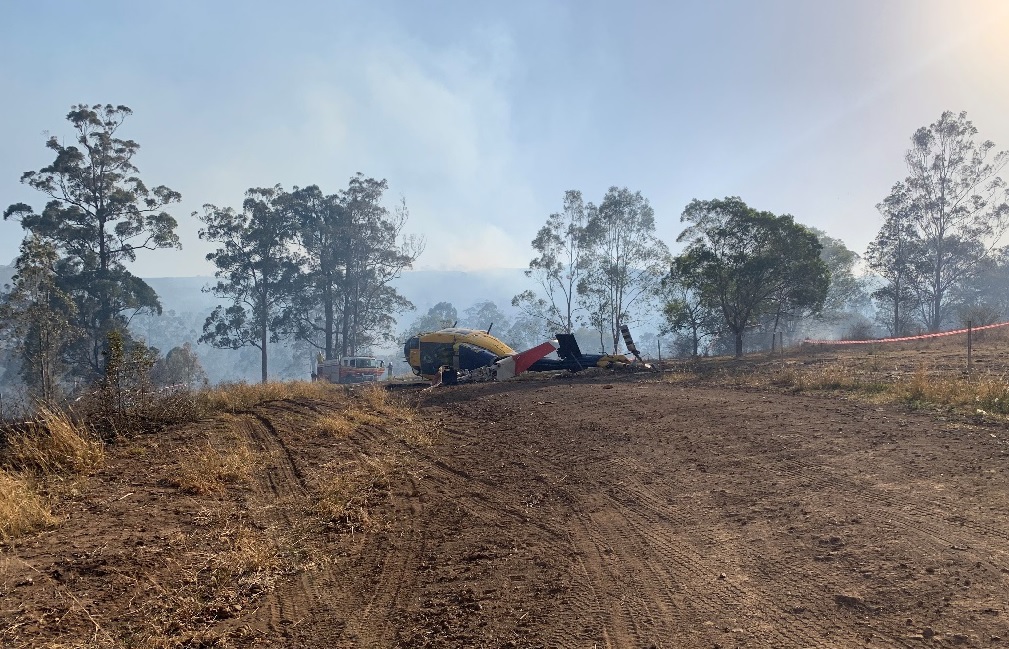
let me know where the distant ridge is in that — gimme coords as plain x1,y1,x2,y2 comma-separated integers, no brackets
141,269,531,320
0,267,534,330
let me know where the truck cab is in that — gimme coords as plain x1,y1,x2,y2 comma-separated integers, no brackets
316,356,385,384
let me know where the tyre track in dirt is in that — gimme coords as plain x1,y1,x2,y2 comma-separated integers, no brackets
10,377,1009,646
233,399,437,647
703,402,1009,640
414,378,1009,646
232,405,314,637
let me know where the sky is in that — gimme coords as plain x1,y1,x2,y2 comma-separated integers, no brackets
2,0,1009,277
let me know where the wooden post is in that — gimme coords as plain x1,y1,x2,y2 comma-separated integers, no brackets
967,320,973,373
657,338,662,363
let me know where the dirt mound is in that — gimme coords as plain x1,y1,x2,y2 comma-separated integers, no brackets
4,375,1009,646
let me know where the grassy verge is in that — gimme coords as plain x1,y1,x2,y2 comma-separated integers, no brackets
664,334,1009,421
4,405,104,475
198,380,339,413
0,405,104,542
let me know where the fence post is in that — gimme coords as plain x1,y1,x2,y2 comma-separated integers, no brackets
967,320,973,373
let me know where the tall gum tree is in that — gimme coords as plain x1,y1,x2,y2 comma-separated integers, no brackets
513,190,591,334
335,176,421,357
286,176,421,360
676,197,829,356
881,110,1009,331
197,186,302,383
866,184,922,335
579,187,669,353
3,104,181,376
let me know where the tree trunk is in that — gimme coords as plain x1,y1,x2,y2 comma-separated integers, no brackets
341,293,351,357
261,287,269,384
931,255,943,331
324,282,334,360
735,331,744,357
893,279,900,336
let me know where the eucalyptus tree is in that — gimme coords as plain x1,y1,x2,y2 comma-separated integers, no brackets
513,190,591,334
3,104,181,376
578,187,669,353
877,111,1009,331
336,176,421,356
675,197,829,356
0,235,79,400
197,186,302,383
662,253,719,357
866,185,922,335
287,175,421,359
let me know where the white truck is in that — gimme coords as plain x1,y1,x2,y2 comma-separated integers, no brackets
316,356,386,384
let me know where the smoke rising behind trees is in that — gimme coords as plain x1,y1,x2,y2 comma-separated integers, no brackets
3,100,1009,391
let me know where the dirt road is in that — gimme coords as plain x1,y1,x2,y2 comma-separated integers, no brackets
5,375,1009,647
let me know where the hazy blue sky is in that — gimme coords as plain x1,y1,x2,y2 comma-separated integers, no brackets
2,0,1009,276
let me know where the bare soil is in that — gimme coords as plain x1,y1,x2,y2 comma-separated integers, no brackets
5,362,1009,647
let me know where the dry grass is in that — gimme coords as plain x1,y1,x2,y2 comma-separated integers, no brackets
377,392,434,446
169,429,258,495
316,414,354,437
666,331,1009,421
318,384,433,445
0,470,56,541
895,368,1009,416
764,363,889,395
211,524,297,585
199,380,337,413
3,405,104,476
117,519,301,648
346,407,385,427
312,457,390,533
0,405,102,542
358,384,389,410
764,359,1009,417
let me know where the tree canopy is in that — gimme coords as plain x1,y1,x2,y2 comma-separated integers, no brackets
3,104,181,376
513,190,590,334
578,187,669,353
197,186,302,383
286,176,421,360
675,197,829,356
870,111,1009,331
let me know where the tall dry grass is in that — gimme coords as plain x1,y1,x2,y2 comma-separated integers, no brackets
199,380,338,413
0,470,56,541
896,368,1009,415
4,405,104,476
169,423,259,495
0,405,103,542
673,349,1009,421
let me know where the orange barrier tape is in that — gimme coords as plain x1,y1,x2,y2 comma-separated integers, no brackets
803,320,1009,345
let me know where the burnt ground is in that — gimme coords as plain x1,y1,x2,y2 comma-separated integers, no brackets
4,370,1009,647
